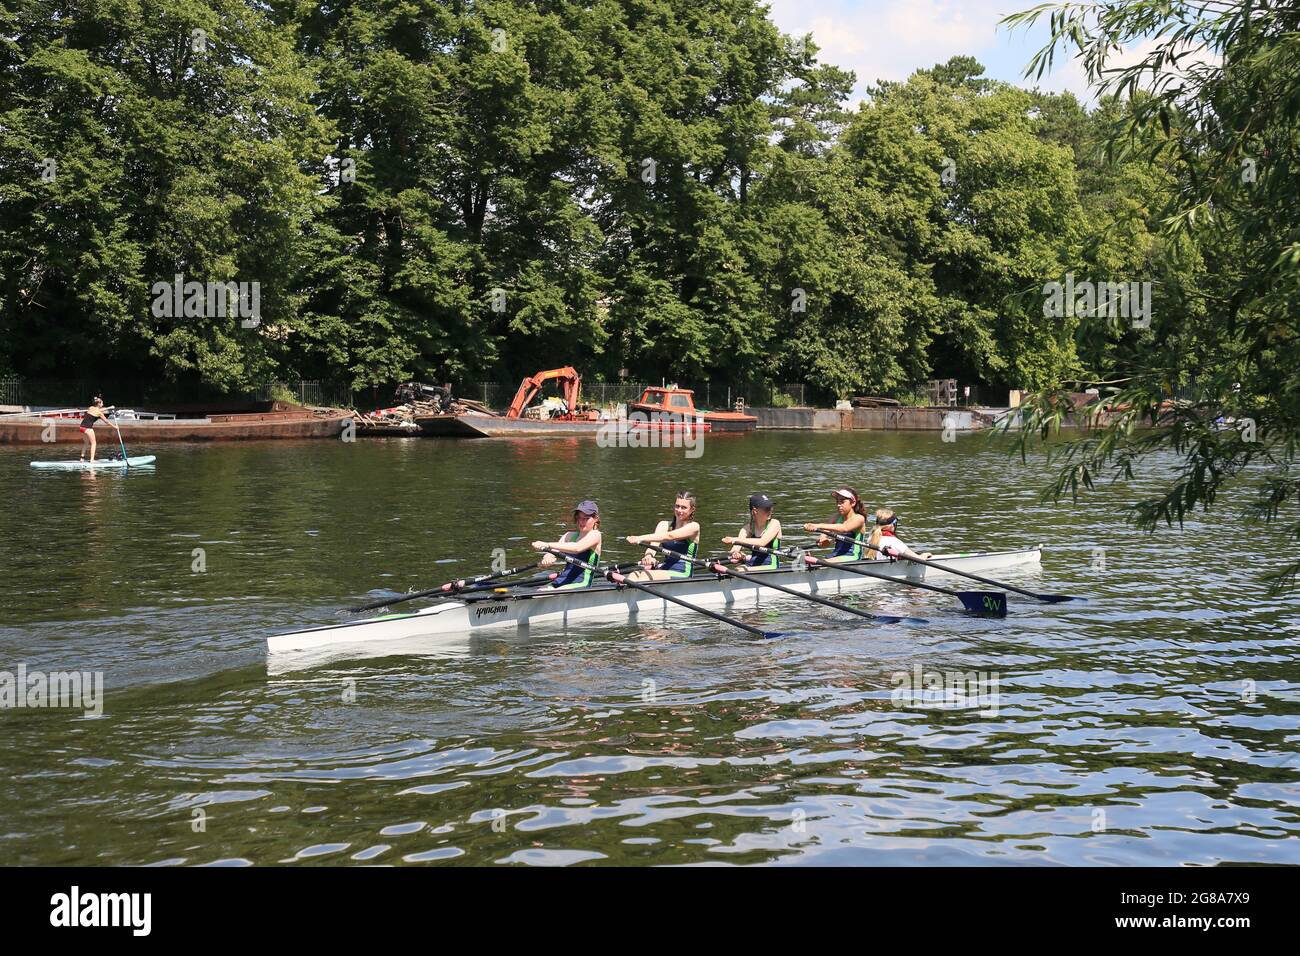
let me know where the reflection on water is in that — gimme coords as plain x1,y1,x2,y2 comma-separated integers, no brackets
1,433,1298,865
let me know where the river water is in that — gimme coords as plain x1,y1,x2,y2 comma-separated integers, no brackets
1,431,1297,865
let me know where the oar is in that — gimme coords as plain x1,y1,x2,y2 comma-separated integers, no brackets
544,549,782,639
815,529,1079,604
753,544,1007,616
351,560,648,613
641,544,926,626
348,562,541,612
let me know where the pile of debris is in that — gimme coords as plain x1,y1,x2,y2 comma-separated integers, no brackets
353,383,496,434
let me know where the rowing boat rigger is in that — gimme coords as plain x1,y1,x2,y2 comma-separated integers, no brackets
267,547,1043,658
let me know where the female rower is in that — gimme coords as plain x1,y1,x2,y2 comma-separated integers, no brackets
865,508,933,561
532,500,603,589
723,493,782,569
623,492,700,581
803,487,868,561
78,396,116,462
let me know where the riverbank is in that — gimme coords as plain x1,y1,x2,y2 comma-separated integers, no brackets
752,406,1004,430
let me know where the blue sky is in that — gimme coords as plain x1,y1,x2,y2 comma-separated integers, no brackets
765,0,1096,103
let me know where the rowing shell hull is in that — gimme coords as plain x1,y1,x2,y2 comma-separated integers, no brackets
269,548,1042,663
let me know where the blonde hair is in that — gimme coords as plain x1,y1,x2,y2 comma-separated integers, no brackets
867,508,895,555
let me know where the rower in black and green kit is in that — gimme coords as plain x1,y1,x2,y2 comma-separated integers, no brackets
724,493,782,569
804,486,868,562
623,491,701,581
532,500,603,589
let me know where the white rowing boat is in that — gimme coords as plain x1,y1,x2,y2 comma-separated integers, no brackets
268,547,1043,663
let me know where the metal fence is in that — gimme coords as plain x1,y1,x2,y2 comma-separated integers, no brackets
0,378,351,409
252,381,353,408
0,379,109,408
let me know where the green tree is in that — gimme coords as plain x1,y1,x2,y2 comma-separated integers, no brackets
0,0,334,392
842,61,1086,393
1003,0,1300,589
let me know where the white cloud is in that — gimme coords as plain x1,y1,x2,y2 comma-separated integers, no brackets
769,0,1015,100
766,0,1222,106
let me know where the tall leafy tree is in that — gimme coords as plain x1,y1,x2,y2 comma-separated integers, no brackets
0,0,334,392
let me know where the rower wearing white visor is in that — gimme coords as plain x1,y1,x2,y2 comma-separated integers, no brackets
803,487,868,561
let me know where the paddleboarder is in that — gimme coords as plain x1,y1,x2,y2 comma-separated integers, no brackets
78,397,116,462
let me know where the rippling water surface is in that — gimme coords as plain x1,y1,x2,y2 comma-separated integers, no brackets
1,431,1297,865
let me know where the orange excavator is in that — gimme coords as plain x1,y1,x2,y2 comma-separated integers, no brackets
505,366,598,420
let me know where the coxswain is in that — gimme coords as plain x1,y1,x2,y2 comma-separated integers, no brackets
866,508,933,561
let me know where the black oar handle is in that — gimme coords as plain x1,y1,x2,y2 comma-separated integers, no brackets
348,562,540,612
812,530,1072,604
543,548,773,638
754,545,957,597
641,544,916,625
752,544,1007,615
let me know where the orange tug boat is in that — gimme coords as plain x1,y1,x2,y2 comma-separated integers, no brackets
628,387,757,432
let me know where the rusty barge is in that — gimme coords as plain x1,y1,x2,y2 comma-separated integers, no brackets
0,400,351,443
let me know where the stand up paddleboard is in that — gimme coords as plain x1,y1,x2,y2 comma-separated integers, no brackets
30,456,157,470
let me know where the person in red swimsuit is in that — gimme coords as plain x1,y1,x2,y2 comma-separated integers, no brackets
79,396,116,462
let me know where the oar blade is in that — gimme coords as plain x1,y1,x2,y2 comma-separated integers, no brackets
865,613,929,626
1040,594,1079,603
957,591,1008,616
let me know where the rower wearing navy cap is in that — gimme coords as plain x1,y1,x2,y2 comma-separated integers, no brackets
532,500,603,589
723,493,782,568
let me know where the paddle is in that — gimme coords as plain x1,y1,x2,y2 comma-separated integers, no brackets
348,562,541,612
753,544,1007,616
543,548,781,639
640,544,926,626
110,421,130,469
815,529,1079,604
